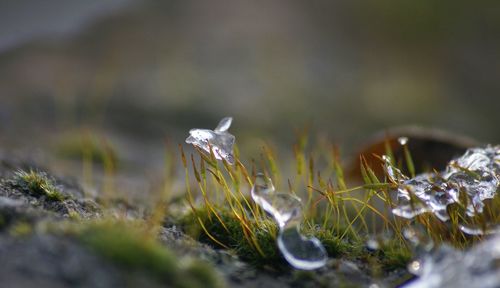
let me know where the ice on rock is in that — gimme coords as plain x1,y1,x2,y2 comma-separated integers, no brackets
389,145,500,234
186,117,235,164
251,173,327,270
403,234,500,288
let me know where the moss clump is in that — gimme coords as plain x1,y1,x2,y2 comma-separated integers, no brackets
308,227,361,258
79,222,177,280
378,245,412,271
14,170,66,202
78,222,224,288
9,222,32,237
360,237,412,271
183,208,283,266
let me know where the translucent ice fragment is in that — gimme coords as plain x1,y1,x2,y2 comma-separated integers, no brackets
186,117,235,164
403,234,500,288
366,238,380,251
392,204,431,220
214,116,232,133
251,174,301,228
277,224,328,270
251,173,327,270
389,145,500,233
458,224,500,236
383,155,408,184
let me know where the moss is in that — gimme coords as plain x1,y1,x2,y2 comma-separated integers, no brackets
78,222,224,288
184,208,283,266
79,222,178,281
235,220,282,265
14,170,66,202
9,222,32,237
379,246,412,271
180,259,225,288
68,210,81,220
308,227,360,258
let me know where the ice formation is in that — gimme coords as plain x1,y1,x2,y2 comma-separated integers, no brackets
186,117,236,164
251,173,327,270
403,234,500,288
387,145,500,234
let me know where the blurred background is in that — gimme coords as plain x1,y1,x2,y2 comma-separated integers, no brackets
0,0,499,196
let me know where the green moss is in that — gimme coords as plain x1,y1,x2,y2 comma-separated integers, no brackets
180,259,225,288
235,220,281,265
14,170,66,202
308,227,360,258
379,245,412,271
79,222,178,281
9,222,32,237
184,208,283,266
78,222,224,288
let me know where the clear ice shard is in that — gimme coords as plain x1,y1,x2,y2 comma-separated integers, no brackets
403,234,500,288
186,117,235,164
251,173,327,270
388,145,500,234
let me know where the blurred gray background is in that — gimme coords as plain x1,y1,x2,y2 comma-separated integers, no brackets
0,0,499,171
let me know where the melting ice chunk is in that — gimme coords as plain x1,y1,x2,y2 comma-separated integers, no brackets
389,145,500,234
403,234,500,288
186,117,235,164
383,155,408,184
277,225,328,270
251,174,301,228
251,173,327,270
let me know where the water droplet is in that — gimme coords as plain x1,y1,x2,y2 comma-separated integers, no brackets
398,136,409,146
186,117,235,164
366,238,380,251
458,224,500,236
383,155,408,183
277,225,328,270
403,227,418,244
408,260,422,275
251,174,327,270
214,117,232,133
